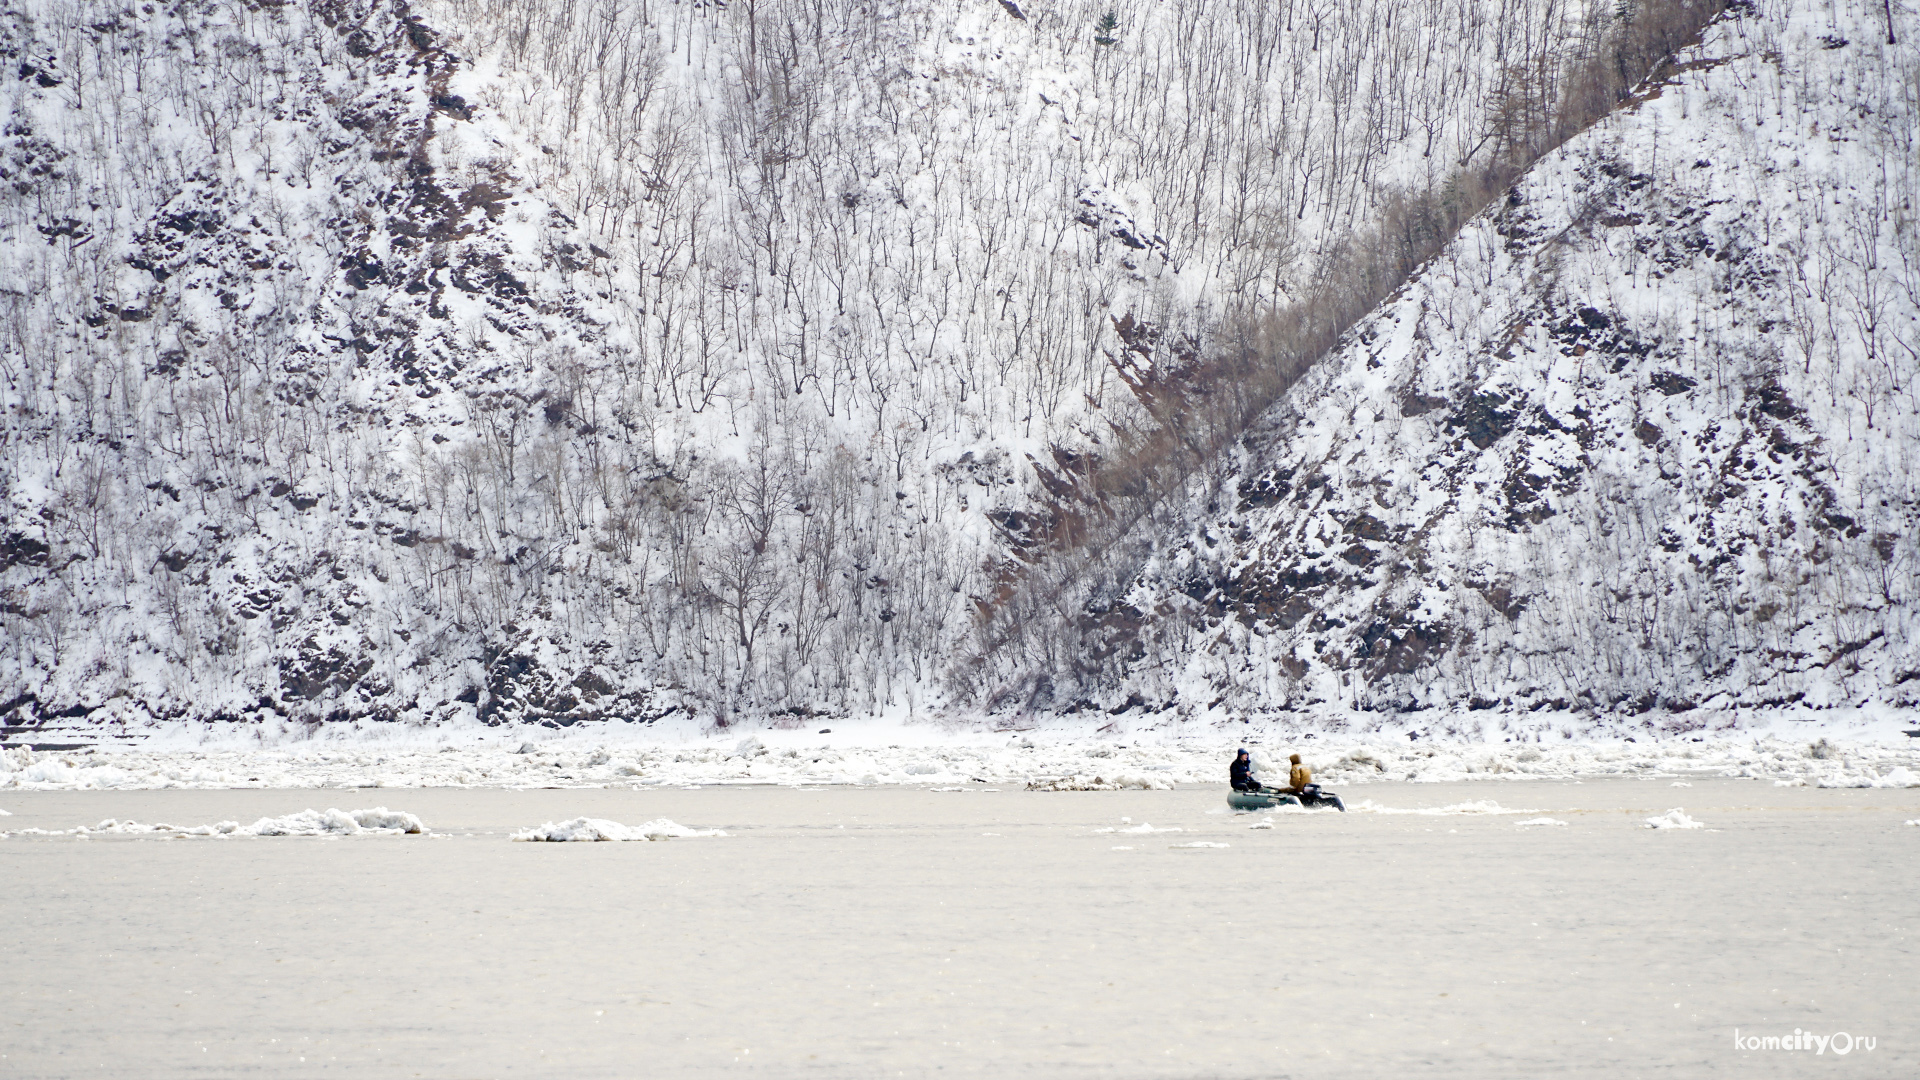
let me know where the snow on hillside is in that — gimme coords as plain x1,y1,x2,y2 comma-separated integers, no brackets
1095,0,1920,733
1,0,1618,730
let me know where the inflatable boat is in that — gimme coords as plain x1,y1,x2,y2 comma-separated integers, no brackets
1228,786,1346,812
1227,789,1300,810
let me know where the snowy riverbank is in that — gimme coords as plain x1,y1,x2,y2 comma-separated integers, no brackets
4,726,1916,793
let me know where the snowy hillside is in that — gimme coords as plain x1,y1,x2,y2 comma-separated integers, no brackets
1091,0,1920,733
2,0,1646,730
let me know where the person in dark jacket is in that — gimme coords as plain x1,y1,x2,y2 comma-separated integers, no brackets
1229,748,1262,791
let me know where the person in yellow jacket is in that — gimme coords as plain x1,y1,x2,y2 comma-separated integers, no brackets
1285,753,1312,793
1283,753,1345,811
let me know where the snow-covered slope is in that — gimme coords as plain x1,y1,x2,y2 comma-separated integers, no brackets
1,0,1624,729
1095,0,1919,733
3,0,638,727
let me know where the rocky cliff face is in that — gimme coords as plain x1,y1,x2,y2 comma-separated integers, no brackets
2,0,1623,731
1096,0,1920,732
2,0,639,728
3,0,1911,736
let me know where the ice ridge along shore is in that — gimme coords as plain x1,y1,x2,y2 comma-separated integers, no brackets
3,735,1916,792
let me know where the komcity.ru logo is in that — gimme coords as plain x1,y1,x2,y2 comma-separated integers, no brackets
1734,1029,1877,1055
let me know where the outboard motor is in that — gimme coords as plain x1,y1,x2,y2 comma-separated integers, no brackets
1297,783,1346,812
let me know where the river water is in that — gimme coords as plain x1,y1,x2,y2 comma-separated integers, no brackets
2,779,1914,1077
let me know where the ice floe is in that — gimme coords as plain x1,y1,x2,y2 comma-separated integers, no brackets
1515,817,1569,827
1093,820,1182,834
1027,774,1173,791
0,807,426,839
1816,766,1919,789
510,817,725,842
1643,809,1706,830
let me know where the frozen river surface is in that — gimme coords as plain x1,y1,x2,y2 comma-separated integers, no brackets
2,779,1914,1078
